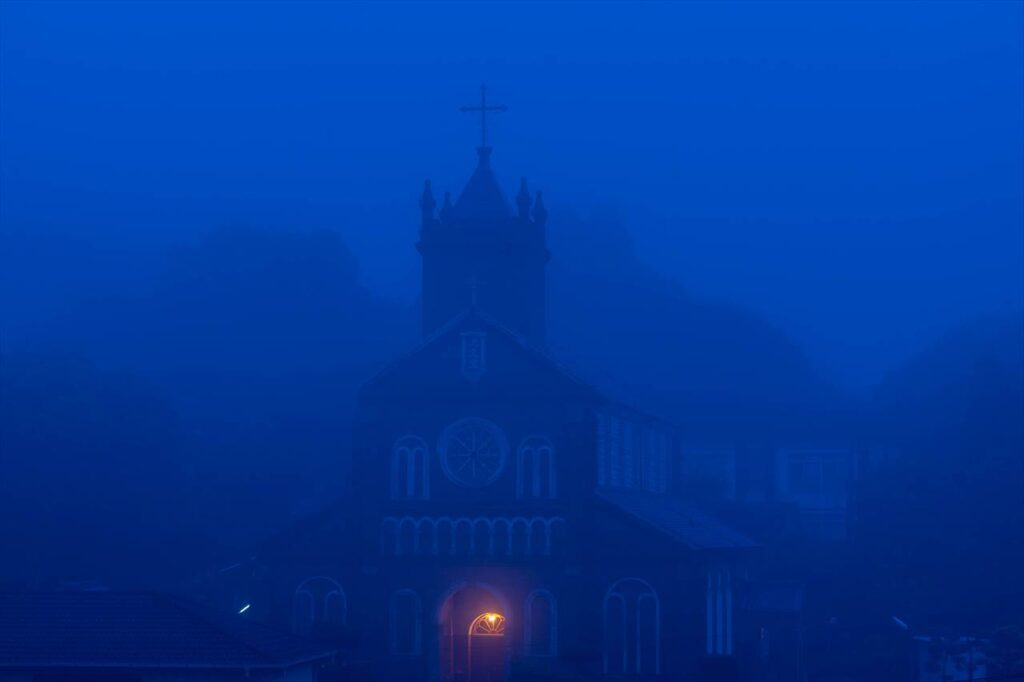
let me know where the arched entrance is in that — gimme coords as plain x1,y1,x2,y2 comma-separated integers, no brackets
437,583,510,682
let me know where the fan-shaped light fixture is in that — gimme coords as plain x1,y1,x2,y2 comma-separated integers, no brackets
470,611,506,636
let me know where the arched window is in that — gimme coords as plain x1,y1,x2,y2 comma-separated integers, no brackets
325,588,346,626
517,436,557,498
390,589,423,655
492,518,511,556
548,517,567,557
525,590,557,656
293,589,315,635
603,578,660,675
381,518,399,555
293,576,346,634
510,518,529,556
472,518,492,555
392,436,429,499
454,519,473,556
528,518,547,556
706,566,734,655
397,517,417,555
417,518,435,555
436,518,455,556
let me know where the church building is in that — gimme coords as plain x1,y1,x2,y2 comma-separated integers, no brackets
224,90,757,682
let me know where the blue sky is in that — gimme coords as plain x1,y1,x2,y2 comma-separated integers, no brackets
2,1,1021,385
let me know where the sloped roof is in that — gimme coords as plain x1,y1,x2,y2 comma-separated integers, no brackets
360,307,676,430
0,591,335,669
362,306,601,398
597,489,758,551
448,151,513,224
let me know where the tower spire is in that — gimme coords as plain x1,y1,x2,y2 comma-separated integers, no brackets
419,180,436,227
459,83,508,161
516,178,531,221
419,86,548,345
533,190,548,228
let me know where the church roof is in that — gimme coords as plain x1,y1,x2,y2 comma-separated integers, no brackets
361,306,602,399
448,149,513,224
0,591,336,670
597,489,758,551
361,306,676,431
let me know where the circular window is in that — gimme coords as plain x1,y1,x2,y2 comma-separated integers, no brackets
439,418,509,487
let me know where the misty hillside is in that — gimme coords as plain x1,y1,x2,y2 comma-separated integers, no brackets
548,211,841,437
875,312,1024,428
1,217,850,585
1,4,1021,679
853,311,1024,622
1,221,1017,590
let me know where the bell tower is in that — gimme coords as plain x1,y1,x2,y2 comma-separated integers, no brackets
417,86,549,346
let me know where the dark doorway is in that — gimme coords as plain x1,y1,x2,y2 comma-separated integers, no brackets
438,585,510,682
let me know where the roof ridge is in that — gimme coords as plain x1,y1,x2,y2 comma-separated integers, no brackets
152,592,277,665
361,307,602,397
361,310,677,428
360,308,474,387
595,488,758,551
594,489,698,550
0,591,335,669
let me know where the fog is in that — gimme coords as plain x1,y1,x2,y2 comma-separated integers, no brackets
1,3,1021,681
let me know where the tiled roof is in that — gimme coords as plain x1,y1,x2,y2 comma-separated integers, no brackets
0,591,336,669
596,489,758,551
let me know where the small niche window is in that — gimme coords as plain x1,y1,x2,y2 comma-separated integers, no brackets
460,331,487,381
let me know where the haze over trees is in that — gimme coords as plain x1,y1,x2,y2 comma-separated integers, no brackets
3,218,1021,616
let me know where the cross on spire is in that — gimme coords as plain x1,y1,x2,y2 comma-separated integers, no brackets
459,83,508,151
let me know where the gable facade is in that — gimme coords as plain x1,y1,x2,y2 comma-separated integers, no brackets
221,144,756,682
